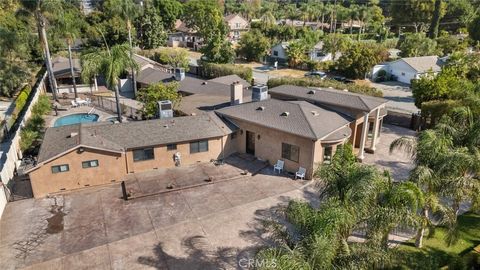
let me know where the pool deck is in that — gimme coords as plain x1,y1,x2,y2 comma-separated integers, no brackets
46,106,117,127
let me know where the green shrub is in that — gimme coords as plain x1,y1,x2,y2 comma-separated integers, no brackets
19,94,50,154
20,129,39,152
267,77,383,97
200,62,253,82
12,85,32,122
31,95,51,116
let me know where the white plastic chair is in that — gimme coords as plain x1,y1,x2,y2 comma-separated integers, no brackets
295,167,306,180
71,100,79,107
273,160,284,173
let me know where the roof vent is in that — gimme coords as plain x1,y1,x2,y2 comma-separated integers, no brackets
308,90,316,94
280,111,290,117
202,81,208,85
163,125,169,128
256,106,265,111
69,132,78,138
311,111,319,116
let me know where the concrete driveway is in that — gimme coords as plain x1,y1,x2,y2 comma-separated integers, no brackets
370,81,418,114
362,124,416,181
0,168,315,270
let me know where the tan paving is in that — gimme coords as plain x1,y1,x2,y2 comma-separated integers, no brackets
0,168,314,270
362,124,416,181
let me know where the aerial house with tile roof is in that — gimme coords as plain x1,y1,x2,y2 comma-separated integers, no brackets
268,85,388,160
26,113,236,197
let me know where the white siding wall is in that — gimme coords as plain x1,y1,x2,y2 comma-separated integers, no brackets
271,44,288,60
388,60,418,84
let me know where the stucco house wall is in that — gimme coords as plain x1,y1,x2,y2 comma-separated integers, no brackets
225,15,249,41
29,148,126,198
226,119,317,178
125,136,231,173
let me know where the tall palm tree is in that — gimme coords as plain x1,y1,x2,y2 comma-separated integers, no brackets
81,44,138,123
58,9,81,99
104,0,139,97
19,0,62,100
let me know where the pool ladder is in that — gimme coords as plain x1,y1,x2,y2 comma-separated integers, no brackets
88,107,96,115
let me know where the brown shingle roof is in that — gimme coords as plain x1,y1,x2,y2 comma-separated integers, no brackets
216,99,352,140
36,114,233,164
269,85,387,113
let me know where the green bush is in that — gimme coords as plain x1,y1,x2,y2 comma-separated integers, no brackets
31,95,51,116
19,129,38,152
200,62,253,82
19,94,51,154
267,77,383,97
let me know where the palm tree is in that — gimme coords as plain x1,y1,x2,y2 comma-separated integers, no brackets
104,0,139,97
81,44,138,123
390,107,480,247
58,9,81,99
19,0,61,100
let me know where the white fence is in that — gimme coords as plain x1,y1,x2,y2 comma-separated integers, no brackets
57,84,96,94
0,72,47,218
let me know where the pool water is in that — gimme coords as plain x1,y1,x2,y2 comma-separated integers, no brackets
54,113,100,127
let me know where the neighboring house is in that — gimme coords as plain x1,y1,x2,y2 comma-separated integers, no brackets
136,67,251,115
269,85,388,160
216,99,352,178
167,20,203,51
224,14,249,41
26,113,236,197
308,41,340,62
371,56,443,85
270,42,289,63
52,56,100,94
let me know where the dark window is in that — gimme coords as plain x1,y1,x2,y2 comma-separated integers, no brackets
82,160,99,168
316,52,326,57
133,148,155,161
51,164,69,173
323,146,333,164
190,140,209,153
281,143,300,163
273,50,278,56
166,144,177,151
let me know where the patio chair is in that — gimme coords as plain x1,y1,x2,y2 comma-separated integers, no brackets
273,160,284,173
71,100,79,108
295,167,306,180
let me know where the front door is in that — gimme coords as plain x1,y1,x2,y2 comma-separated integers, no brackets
246,131,255,155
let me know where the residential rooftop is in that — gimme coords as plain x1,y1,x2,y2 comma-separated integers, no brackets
268,85,387,114
397,55,443,73
216,99,352,140
37,113,235,164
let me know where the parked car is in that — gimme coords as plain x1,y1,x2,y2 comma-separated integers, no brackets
305,71,327,79
332,76,354,84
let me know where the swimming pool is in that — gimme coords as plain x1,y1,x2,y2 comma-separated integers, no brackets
54,113,100,127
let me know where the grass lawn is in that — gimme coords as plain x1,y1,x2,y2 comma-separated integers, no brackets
396,212,480,269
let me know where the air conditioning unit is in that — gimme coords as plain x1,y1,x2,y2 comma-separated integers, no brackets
157,100,173,119
174,67,185,81
252,85,268,101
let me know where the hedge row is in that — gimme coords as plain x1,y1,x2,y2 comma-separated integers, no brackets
200,62,253,82
20,95,51,153
267,77,383,97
